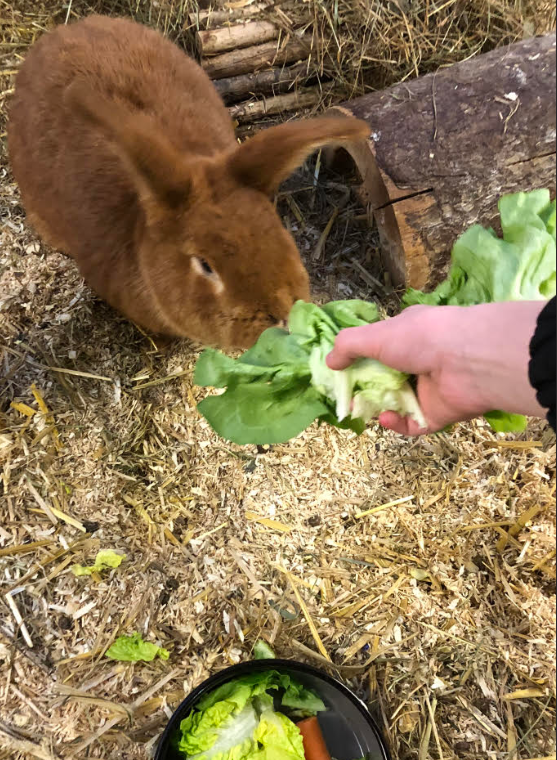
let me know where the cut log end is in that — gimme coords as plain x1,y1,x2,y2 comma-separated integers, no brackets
188,4,270,31
197,21,279,57
326,33,557,289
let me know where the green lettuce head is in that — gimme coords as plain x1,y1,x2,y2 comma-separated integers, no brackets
195,300,425,445
403,189,556,308
402,189,556,432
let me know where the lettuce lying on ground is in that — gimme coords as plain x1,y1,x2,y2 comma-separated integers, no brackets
403,189,556,432
177,670,325,759
195,300,425,445
106,632,169,662
71,549,126,577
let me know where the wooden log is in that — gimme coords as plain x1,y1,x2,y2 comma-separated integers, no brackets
197,21,279,56
214,62,313,103
229,85,330,123
326,33,557,290
188,4,270,30
202,36,315,80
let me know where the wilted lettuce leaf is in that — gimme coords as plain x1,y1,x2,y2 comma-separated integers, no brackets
71,549,126,577
106,632,169,662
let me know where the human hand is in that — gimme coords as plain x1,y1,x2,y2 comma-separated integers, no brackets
327,302,547,436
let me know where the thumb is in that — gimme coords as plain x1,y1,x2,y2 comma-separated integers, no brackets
326,322,394,370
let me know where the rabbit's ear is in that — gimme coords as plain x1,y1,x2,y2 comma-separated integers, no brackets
228,117,370,196
65,82,192,219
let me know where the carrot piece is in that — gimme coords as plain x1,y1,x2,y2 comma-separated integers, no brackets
297,716,332,760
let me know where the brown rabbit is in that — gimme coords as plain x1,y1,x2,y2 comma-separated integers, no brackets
8,15,370,349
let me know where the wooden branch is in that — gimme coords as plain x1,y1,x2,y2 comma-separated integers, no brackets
202,36,315,80
188,4,270,30
214,62,313,103
326,33,557,289
197,21,279,56
229,85,329,123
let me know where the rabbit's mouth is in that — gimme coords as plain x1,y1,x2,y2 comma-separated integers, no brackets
217,311,284,350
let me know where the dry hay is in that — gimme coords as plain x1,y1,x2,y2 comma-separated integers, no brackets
2,1,557,104
307,0,557,95
1,1,557,760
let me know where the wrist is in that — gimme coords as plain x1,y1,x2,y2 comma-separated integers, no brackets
455,301,546,418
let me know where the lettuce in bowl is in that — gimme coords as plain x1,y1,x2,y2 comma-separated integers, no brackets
176,670,325,759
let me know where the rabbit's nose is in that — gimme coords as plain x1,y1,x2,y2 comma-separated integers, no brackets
277,318,287,329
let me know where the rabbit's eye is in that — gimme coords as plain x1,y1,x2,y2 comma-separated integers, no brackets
192,256,224,293
200,259,214,275
192,256,216,278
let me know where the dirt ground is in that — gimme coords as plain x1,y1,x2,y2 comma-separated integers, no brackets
1,2,556,760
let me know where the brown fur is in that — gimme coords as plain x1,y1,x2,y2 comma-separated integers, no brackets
8,15,370,349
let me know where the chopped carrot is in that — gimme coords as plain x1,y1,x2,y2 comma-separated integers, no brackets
297,716,332,760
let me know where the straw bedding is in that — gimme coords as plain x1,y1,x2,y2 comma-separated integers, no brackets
0,2,556,759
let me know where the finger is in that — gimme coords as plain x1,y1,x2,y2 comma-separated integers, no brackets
327,322,396,371
378,411,432,437
378,411,409,434
405,417,432,436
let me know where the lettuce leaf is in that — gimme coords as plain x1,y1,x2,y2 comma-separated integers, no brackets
402,189,556,433
184,703,258,759
253,641,276,660
198,381,330,447
106,632,169,662
280,679,328,715
177,671,325,760
250,711,306,760
196,300,425,445
194,672,324,716
483,410,529,433
403,190,556,308
71,549,125,577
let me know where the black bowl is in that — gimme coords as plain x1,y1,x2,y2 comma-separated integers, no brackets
155,659,391,760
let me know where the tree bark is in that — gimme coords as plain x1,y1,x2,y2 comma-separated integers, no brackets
202,36,316,79
229,85,329,123
214,62,314,103
326,33,557,290
197,21,279,56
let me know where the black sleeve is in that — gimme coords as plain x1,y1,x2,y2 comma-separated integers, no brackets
529,296,556,432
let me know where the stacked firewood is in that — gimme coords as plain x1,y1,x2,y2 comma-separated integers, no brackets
188,3,330,123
